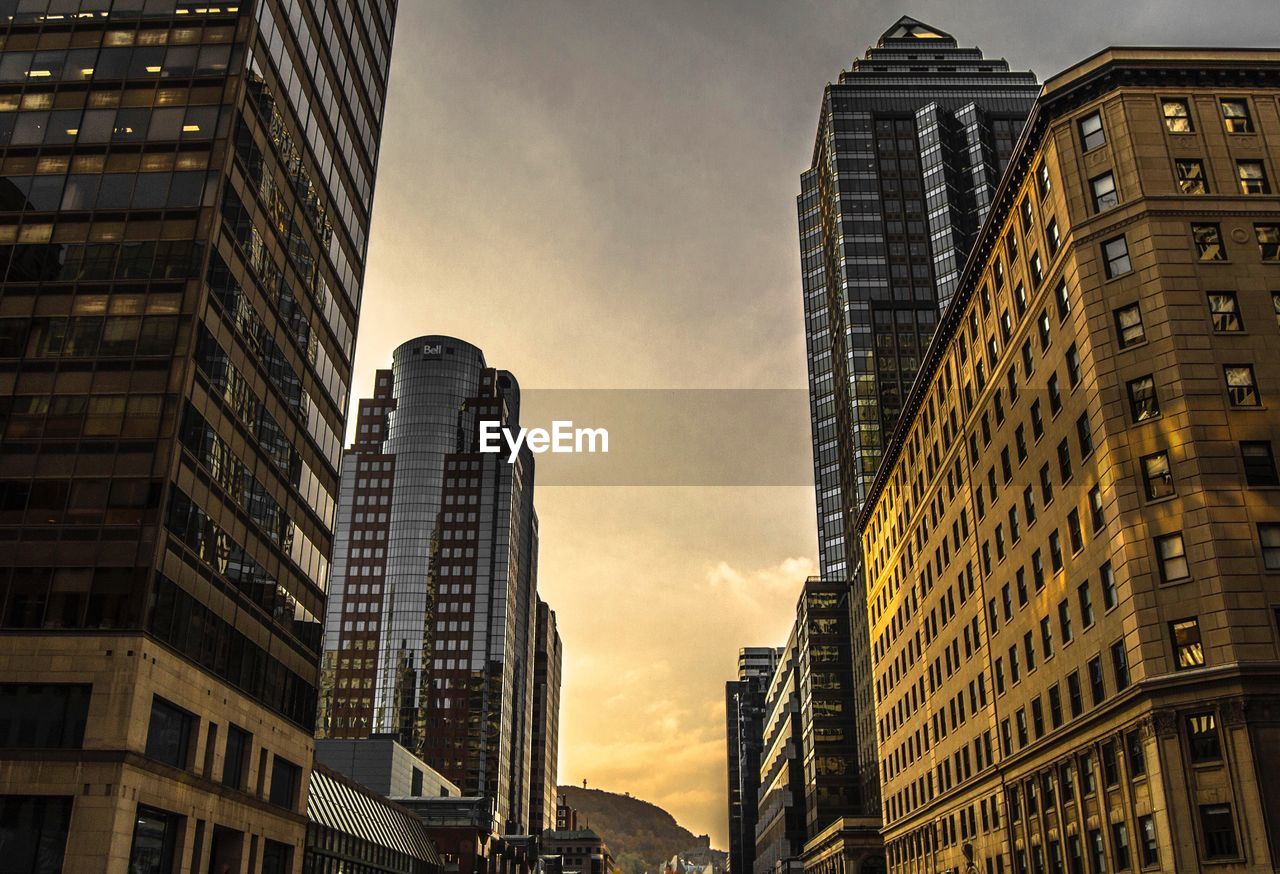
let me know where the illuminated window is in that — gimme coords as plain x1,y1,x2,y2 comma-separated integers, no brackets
1175,158,1207,194
1220,98,1253,133
1257,225,1280,261
1224,365,1259,406
1114,303,1144,348
1193,223,1226,261
1091,171,1118,211
1162,98,1193,132
1237,160,1270,195
1208,292,1242,332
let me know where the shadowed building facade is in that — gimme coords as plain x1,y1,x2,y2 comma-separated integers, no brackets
318,335,558,835
859,47,1280,874
796,18,1039,874
530,597,563,834
0,1,396,872
727,646,782,874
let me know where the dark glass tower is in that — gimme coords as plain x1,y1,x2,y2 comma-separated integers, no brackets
798,15,1038,817
529,597,562,834
0,1,396,871
726,646,781,874
319,335,553,835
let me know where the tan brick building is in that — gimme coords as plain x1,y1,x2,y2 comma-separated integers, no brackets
857,49,1280,873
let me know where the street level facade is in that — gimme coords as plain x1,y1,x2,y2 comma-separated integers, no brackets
0,1,396,872
859,47,1280,874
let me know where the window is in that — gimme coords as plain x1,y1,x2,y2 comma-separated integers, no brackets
1077,414,1093,458
1049,685,1063,727
145,697,194,770
1193,223,1226,261
0,684,91,749
1041,617,1054,659
1162,98,1192,132
1038,161,1052,197
1055,279,1070,321
1175,158,1207,194
1156,533,1191,583
129,805,180,874
1127,375,1159,421
1089,486,1105,533
1066,344,1081,387
1103,236,1132,278
222,725,251,790
1101,562,1117,610
1078,582,1095,628
1080,753,1096,794
1068,510,1083,554
1046,218,1061,256
1224,365,1259,406
1112,822,1132,871
1242,442,1279,486
1221,98,1254,133
1102,741,1120,786
0,796,72,874
1171,617,1204,669
1049,373,1062,414
1067,671,1082,716
1208,292,1242,332
1138,816,1159,867
1200,804,1239,859
1258,224,1280,261
1059,600,1074,644
1087,656,1105,705
1127,729,1146,777
1079,112,1105,150
1058,439,1072,482
1091,172,1118,212
1237,160,1270,195
268,756,300,809
1261,524,1280,571
1187,712,1222,763
1141,452,1174,500
1111,640,1130,690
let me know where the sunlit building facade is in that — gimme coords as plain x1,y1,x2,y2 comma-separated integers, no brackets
859,47,1280,874
0,0,396,872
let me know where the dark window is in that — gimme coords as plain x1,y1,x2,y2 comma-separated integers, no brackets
0,684,90,748
1058,439,1072,483
262,839,292,874
1102,741,1120,787
1114,303,1144,347
1187,712,1222,763
1079,112,1105,150
1200,804,1239,859
1163,98,1193,132
1060,600,1073,644
1141,451,1174,500
1127,729,1146,777
1077,414,1093,458
1192,222,1226,261
1067,671,1082,716
1260,524,1280,571
1049,373,1062,414
1225,365,1259,406
268,756,300,809
1111,639,1130,690
1175,158,1208,194
1048,684,1062,727
1089,486,1105,533
1055,280,1070,321
222,725,251,790
145,697,194,769
1237,160,1270,195
1047,219,1061,257
1087,656,1105,705
1091,172,1118,211
1066,344,1081,387
1113,822,1132,871
1242,442,1279,486
1208,292,1242,331
0,796,72,874
1156,533,1191,583
129,805,181,874
1078,582,1094,628
1138,815,1159,867
1127,375,1159,421
1171,617,1204,669
1104,235,1133,278
1101,562,1117,609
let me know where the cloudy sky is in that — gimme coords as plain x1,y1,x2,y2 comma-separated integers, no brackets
353,0,1273,846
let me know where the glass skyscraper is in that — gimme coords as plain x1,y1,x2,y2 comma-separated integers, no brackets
318,335,559,836
798,14,1039,828
0,0,396,871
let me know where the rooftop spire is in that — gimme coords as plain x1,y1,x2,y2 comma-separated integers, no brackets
877,15,956,46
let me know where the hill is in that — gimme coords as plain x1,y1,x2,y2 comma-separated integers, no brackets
555,785,723,873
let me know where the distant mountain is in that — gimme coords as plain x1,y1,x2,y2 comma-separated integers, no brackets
555,785,723,873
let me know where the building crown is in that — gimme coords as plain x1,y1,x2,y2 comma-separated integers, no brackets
876,15,956,47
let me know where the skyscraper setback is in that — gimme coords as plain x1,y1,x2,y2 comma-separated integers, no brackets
796,17,1040,837
0,1,396,871
318,335,561,836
